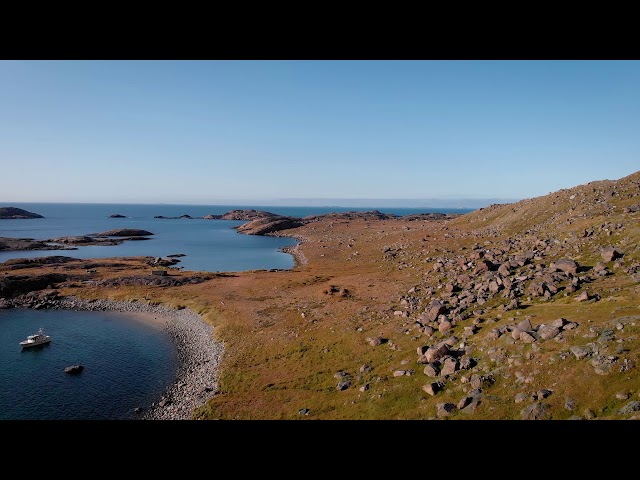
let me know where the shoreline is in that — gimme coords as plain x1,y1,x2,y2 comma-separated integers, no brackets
34,297,223,420
277,234,308,268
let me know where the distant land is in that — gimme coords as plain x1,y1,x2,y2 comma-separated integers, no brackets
0,198,520,209
0,207,43,219
261,198,521,208
76,197,520,209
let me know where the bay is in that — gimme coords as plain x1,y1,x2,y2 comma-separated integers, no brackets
0,308,177,420
0,203,473,272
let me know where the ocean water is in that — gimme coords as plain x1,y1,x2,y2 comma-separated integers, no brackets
0,308,177,420
0,203,473,272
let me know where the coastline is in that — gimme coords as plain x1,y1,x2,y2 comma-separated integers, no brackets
277,234,308,268
50,297,223,420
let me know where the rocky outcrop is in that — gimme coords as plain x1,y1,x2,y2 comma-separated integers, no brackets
1,256,79,270
0,229,153,252
0,237,75,251
109,214,126,218
0,207,43,219
303,210,398,222
91,275,213,287
0,273,67,298
403,213,461,221
221,210,276,220
235,215,304,235
92,229,154,237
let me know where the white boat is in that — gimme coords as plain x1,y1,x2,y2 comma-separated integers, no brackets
20,328,51,348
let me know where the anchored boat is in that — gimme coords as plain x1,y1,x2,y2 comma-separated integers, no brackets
20,328,51,349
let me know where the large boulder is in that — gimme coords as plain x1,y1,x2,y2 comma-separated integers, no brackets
601,246,622,262
553,258,580,276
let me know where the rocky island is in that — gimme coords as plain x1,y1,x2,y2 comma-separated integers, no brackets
0,207,44,219
1,170,640,421
0,228,154,253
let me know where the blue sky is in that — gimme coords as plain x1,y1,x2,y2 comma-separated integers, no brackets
1,60,638,207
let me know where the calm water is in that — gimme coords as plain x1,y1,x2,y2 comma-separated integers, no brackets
0,203,473,273
0,308,177,420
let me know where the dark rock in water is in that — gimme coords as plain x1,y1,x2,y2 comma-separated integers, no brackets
0,207,44,219
154,215,198,219
203,214,223,219
92,228,154,237
64,365,84,374
109,214,126,218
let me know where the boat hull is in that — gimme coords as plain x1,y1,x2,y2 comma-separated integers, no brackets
20,339,51,349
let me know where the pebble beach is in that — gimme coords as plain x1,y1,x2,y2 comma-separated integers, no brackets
51,297,224,420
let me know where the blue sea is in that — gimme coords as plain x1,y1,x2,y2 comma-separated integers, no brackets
0,203,473,273
0,202,473,420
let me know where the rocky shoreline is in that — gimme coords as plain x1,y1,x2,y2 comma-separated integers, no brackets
12,296,224,420
279,235,308,267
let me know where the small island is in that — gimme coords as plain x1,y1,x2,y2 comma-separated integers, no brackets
92,229,154,237
0,207,44,219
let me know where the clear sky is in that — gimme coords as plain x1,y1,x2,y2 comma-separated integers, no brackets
1,60,638,207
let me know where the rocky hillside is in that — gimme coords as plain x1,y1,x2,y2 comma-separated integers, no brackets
194,169,640,420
